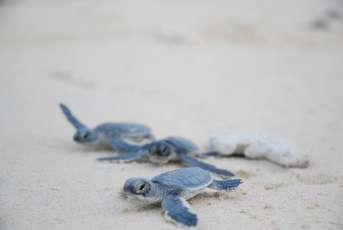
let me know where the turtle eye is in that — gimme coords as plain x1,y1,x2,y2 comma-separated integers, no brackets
161,145,169,156
137,183,150,193
83,133,90,139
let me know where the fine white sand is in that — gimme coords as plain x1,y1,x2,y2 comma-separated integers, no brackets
1,0,343,229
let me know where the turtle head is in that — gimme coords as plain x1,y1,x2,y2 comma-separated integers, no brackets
123,178,161,204
73,128,99,144
148,141,176,165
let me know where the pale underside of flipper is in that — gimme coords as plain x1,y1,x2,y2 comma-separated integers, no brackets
208,133,309,168
162,193,198,228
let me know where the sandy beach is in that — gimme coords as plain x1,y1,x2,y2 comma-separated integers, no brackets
1,0,343,229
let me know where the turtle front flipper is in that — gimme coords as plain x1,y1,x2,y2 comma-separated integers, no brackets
59,103,88,130
162,193,198,228
97,150,149,163
179,154,235,177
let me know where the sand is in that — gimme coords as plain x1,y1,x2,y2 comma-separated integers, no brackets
1,0,343,229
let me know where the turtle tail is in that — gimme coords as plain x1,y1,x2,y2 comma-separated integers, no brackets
59,103,87,130
209,179,242,191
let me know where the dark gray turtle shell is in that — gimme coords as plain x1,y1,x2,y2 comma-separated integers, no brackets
152,167,212,190
95,122,152,138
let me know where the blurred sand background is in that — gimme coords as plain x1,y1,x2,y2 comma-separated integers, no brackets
1,0,343,229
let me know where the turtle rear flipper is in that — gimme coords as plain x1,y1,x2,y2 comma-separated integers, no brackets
200,150,221,158
209,179,242,190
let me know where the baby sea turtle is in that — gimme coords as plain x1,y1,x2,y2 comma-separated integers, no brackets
59,103,155,150
98,136,235,177
123,167,242,228
206,133,309,168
